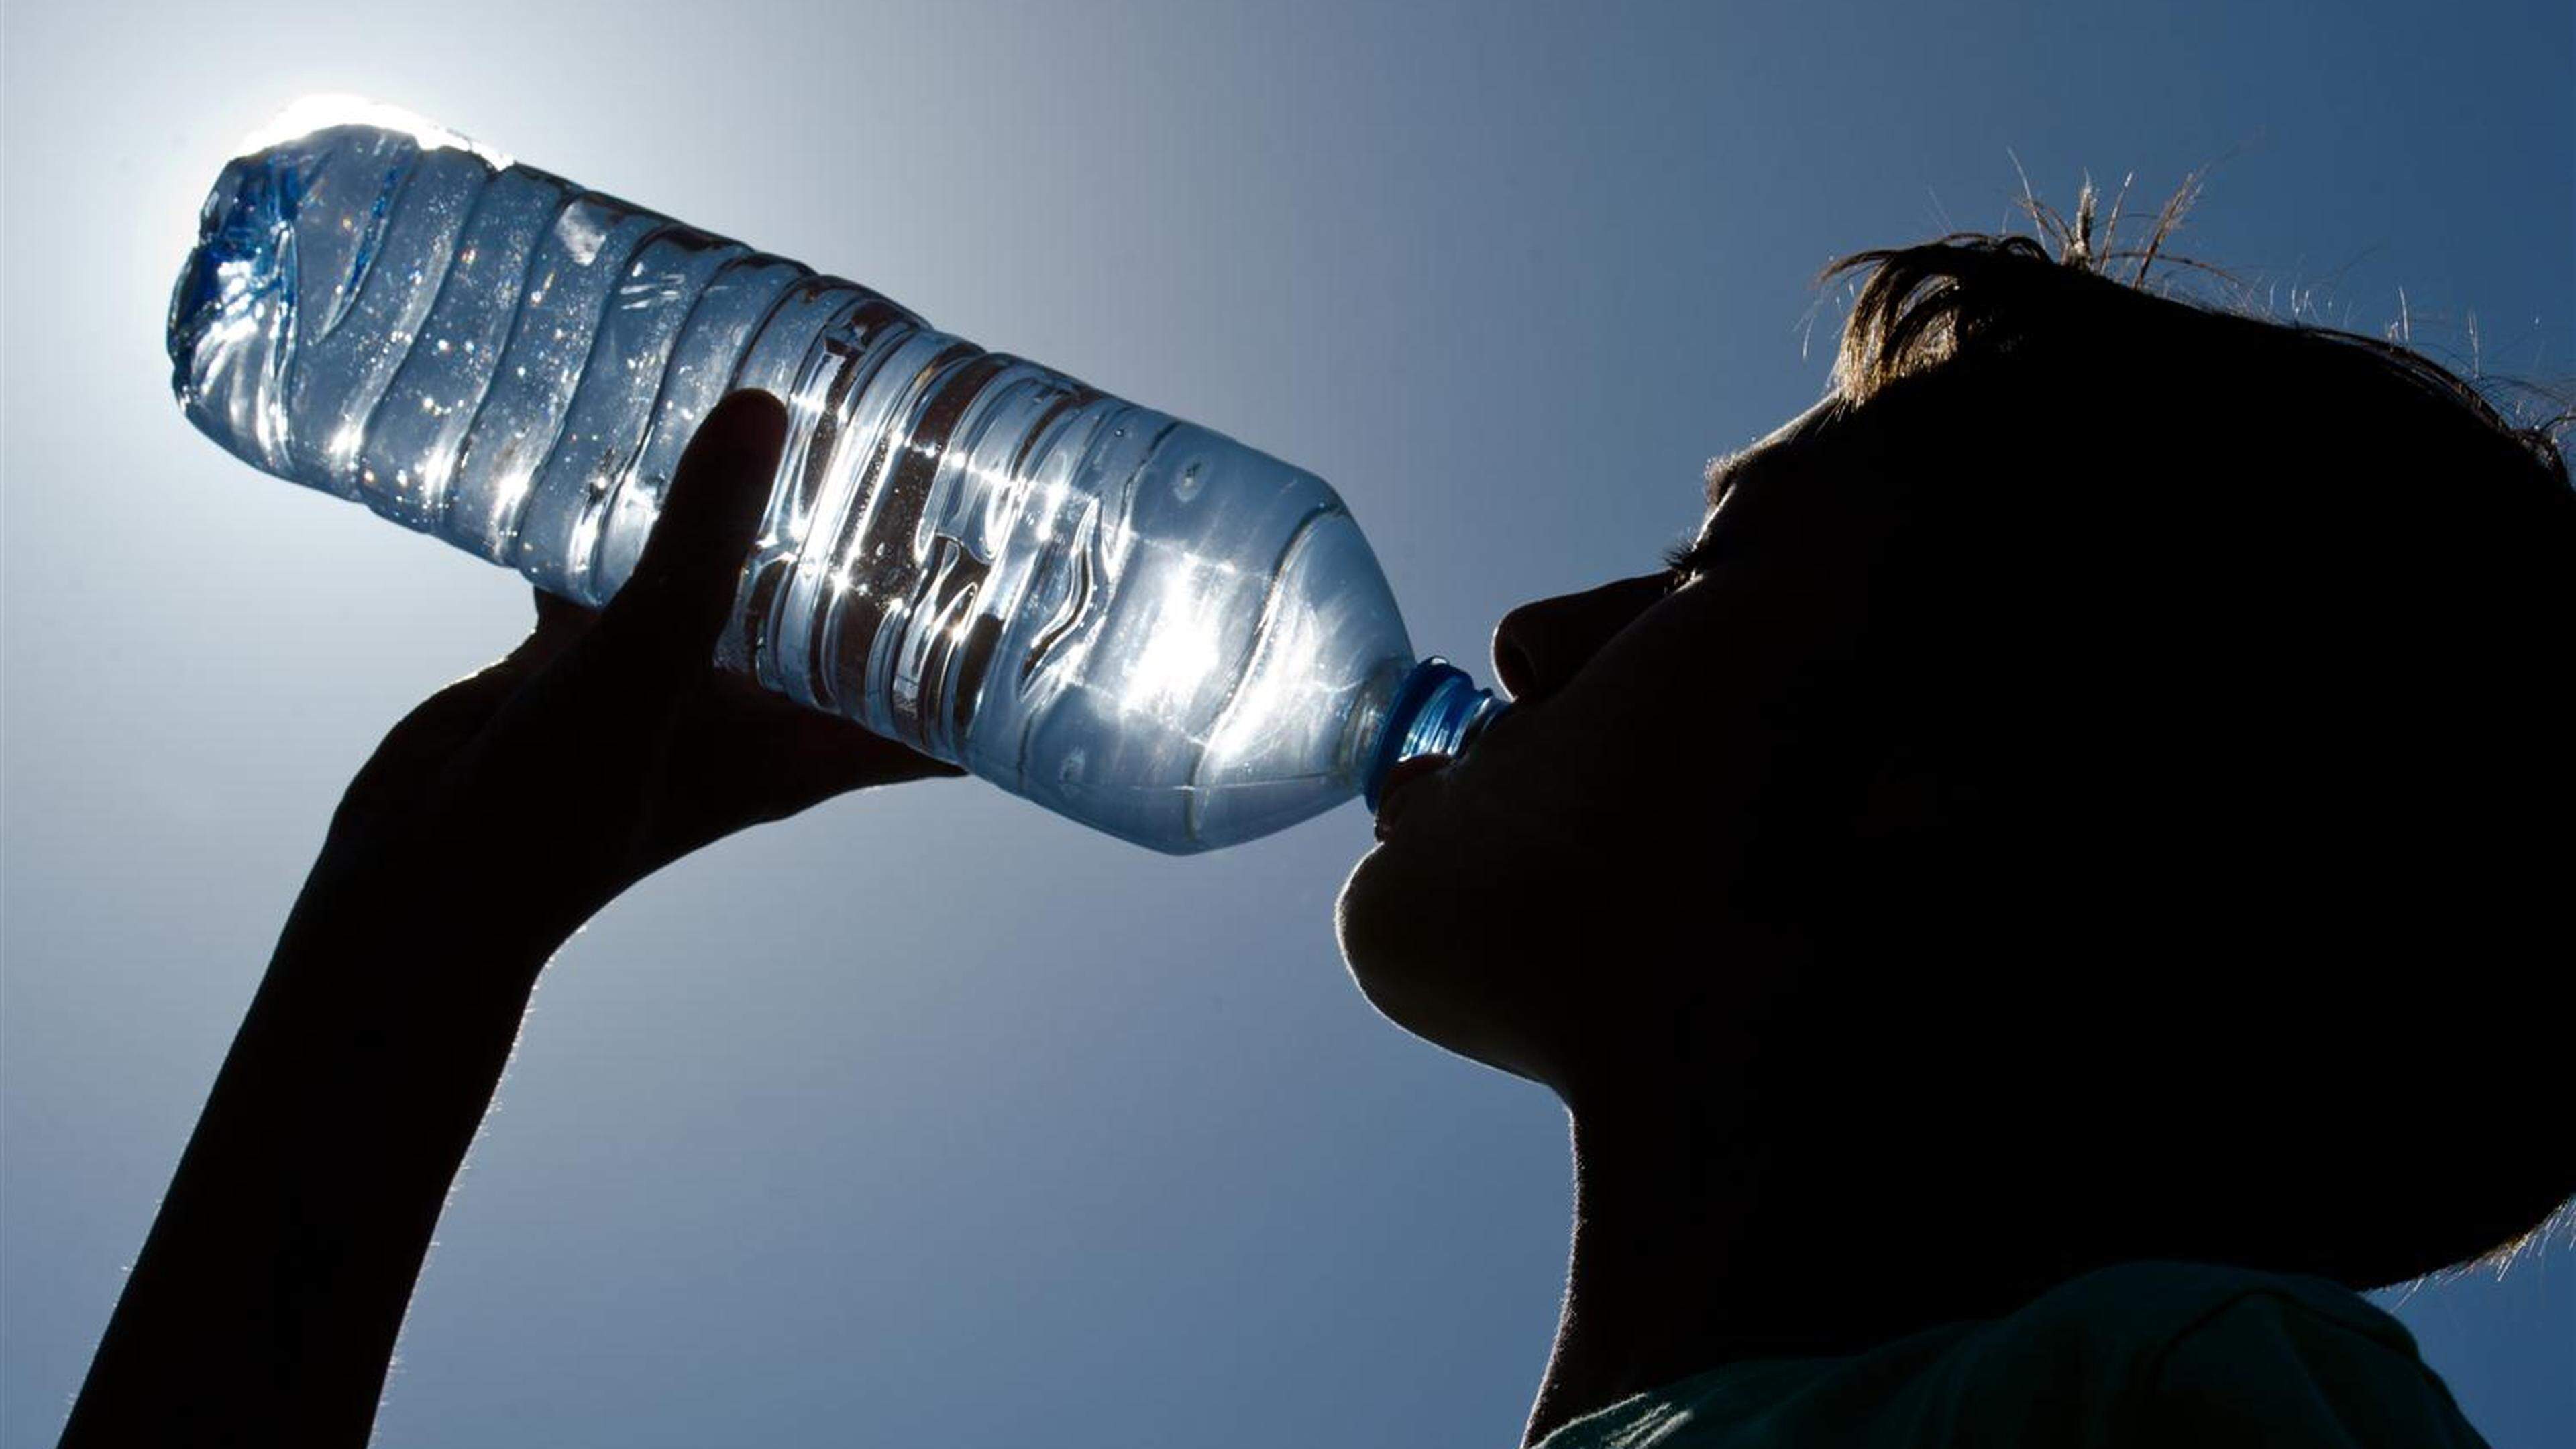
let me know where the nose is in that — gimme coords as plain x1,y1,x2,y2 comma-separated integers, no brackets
1490,573,1670,704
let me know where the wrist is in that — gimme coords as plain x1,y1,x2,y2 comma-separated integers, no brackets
277,861,572,994
290,820,617,976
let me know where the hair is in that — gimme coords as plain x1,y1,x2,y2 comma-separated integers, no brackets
1759,186,2576,1293
1825,197,2569,482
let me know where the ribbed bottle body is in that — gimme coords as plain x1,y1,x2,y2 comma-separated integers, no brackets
171,112,1427,851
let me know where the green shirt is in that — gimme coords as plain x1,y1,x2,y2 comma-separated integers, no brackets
1531,1260,2487,1448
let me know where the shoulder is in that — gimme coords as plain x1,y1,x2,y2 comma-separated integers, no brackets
2002,1259,2406,1358
1962,1260,2488,1449
2120,1267,2487,1448
1532,1263,2487,1449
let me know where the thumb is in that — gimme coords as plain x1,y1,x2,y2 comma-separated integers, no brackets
584,390,788,690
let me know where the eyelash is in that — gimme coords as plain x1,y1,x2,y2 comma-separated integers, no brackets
1660,535,1713,594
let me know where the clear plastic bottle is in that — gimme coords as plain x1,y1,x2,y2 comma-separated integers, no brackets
168,99,1503,853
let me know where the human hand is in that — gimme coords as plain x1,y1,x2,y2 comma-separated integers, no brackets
301,390,963,958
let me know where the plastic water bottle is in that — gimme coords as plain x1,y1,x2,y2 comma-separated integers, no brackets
167,99,1503,853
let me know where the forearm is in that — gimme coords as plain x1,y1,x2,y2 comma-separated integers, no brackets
61,392,863,1446
63,896,558,1449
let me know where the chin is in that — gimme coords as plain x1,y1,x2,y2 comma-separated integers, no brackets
1335,841,1439,1008
1335,837,1556,1083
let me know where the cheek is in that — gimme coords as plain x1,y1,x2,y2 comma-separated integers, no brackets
1438,732,1673,865
1454,608,1740,846
1333,592,1761,973
1351,701,1729,959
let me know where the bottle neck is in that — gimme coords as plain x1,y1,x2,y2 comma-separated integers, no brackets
1362,657,1509,811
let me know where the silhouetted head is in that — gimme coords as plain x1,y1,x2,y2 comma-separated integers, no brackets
1338,223,2576,1299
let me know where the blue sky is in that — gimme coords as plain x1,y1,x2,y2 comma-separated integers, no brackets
5,1,2569,1445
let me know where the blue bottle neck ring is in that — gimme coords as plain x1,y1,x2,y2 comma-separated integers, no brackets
1362,658,1509,812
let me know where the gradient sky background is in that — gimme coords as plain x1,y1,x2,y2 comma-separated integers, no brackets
5,1,2570,1445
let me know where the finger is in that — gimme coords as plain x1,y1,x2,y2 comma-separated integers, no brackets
643,702,968,865
492,587,598,674
530,585,597,640
335,650,545,826
726,700,970,801
686,676,967,812
583,390,788,692
698,671,969,775
342,586,600,830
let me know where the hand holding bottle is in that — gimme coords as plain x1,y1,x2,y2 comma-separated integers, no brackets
309,390,962,957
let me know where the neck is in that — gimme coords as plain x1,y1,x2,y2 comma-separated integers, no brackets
1520,1092,1761,1446
1521,1086,2029,1447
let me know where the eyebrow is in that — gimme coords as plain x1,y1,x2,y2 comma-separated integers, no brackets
1666,455,1754,578
1671,433,1801,576
1703,451,1747,508
1703,445,1773,510
1703,398,1842,509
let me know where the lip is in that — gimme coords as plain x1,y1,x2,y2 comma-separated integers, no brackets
1372,753,1452,840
